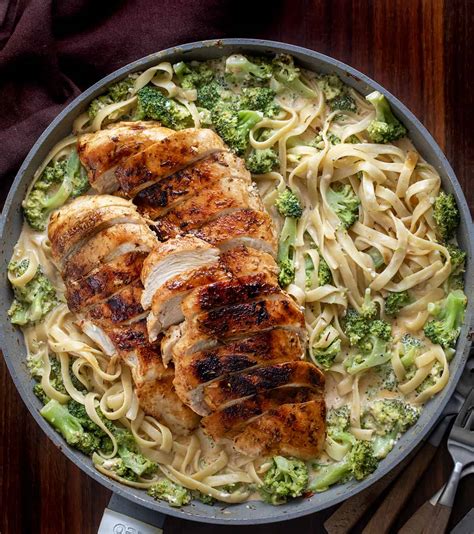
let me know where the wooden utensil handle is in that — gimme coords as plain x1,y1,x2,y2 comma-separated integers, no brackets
324,442,423,534
362,442,437,534
324,458,405,534
398,501,452,534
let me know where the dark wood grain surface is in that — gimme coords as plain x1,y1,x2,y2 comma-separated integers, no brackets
1,1,473,533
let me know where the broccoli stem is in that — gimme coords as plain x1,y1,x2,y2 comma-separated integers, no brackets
40,399,84,444
310,460,351,492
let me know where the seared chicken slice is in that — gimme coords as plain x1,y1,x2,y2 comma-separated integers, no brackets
123,345,200,435
147,263,230,342
66,251,147,312
179,294,306,350
180,272,280,319
49,196,145,265
79,318,150,357
62,223,156,281
141,236,220,309
233,400,326,460
78,121,173,193
203,360,324,412
115,128,226,196
201,387,318,439
162,293,306,360
86,282,146,327
146,248,278,342
173,330,304,414
153,179,264,240
134,151,251,220
190,209,278,257
216,245,278,281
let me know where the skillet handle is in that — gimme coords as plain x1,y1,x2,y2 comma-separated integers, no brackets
98,493,166,533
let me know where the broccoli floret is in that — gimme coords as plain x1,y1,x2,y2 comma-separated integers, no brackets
173,61,214,90
40,399,101,455
275,189,303,287
362,399,420,458
88,76,135,120
318,254,333,286
148,479,191,507
225,54,273,83
136,86,193,130
245,148,279,174
400,334,423,368
385,291,411,316
330,93,357,112
8,260,58,326
23,151,89,231
312,339,341,370
377,363,399,392
33,383,50,404
113,428,157,476
343,310,392,374
275,188,303,218
416,361,444,394
317,74,356,112
304,252,333,289
259,456,308,505
310,440,378,491
326,183,360,229
433,192,460,241
423,289,467,348
366,91,407,143
241,87,280,118
192,491,215,505
343,308,370,346
211,102,262,154
277,217,297,287
271,54,316,99
311,327,341,370
360,288,378,319
327,405,351,433
445,243,466,290
94,455,138,481
363,399,420,435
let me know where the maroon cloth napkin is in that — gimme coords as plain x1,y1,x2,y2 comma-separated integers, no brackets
0,0,281,195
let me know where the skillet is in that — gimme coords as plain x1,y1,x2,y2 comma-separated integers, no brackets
1,39,473,526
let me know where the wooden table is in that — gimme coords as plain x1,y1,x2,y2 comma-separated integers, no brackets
1,1,473,532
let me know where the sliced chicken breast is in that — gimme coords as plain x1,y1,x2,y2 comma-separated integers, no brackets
153,179,264,240
123,345,200,435
181,294,306,348
49,196,145,265
203,360,324,412
86,282,146,327
80,318,150,357
146,248,278,342
115,128,226,196
180,272,280,319
162,293,306,360
66,251,147,312
173,330,304,414
136,376,201,435
62,223,155,282
134,151,251,220
201,387,318,439
233,400,326,460
78,121,173,193
147,263,230,342
141,236,220,309
190,209,278,257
